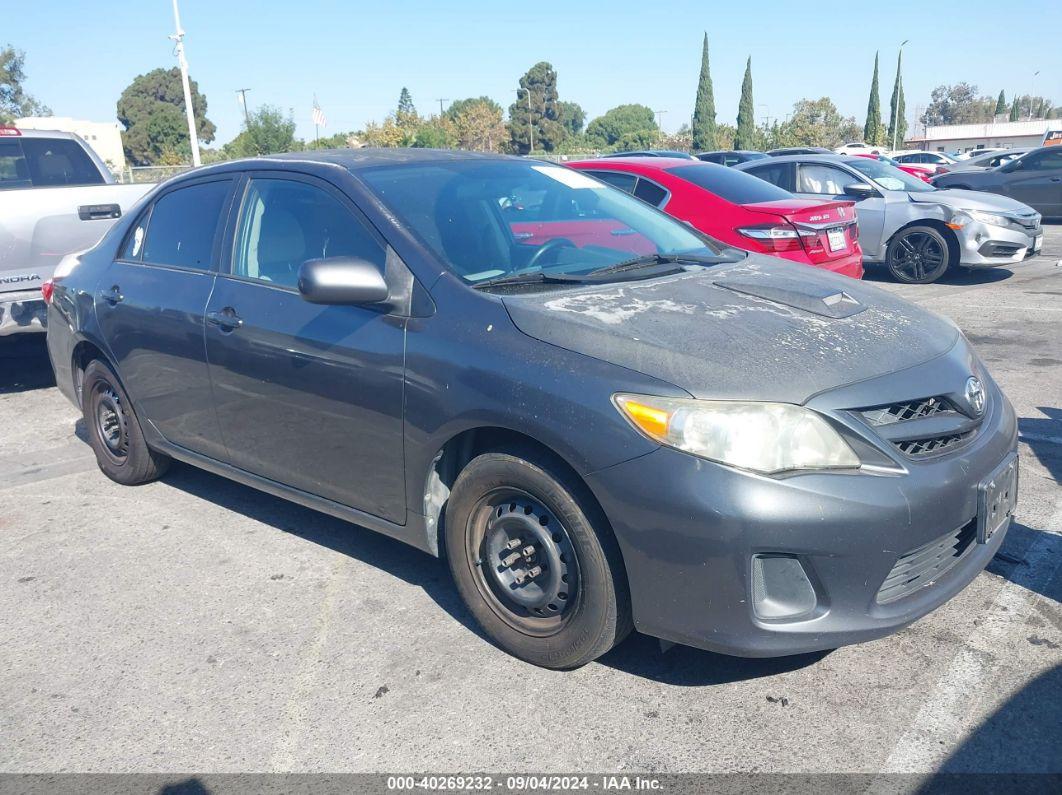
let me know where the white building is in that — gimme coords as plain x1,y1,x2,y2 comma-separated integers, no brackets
15,116,127,174
904,119,1057,154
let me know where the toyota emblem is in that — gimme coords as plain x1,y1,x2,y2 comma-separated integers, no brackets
965,377,986,416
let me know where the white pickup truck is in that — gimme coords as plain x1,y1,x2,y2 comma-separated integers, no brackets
0,127,154,335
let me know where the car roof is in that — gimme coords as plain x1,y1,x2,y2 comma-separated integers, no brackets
567,156,703,171
2,128,81,141
266,147,515,170
697,150,763,156
740,153,856,166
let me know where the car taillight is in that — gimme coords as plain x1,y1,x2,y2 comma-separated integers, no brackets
848,222,859,242
934,166,947,175
41,279,55,304
736,224,812,253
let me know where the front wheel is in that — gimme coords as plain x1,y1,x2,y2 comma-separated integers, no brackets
886,225,952,283
444,450,632,669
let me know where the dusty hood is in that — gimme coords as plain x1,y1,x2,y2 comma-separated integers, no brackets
910,188,1038,216
502,257,959,404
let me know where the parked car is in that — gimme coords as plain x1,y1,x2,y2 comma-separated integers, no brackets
853,153,936,183
768,146,833,156
890,150,958,168
0,127,153,336
602,150,696,160
953,148,1006,161
936,148,1030,174
696,150,769,166
736,154,1043,282
835,142,887,155
567,157,863,278
47,149,1019,669
931,146,1062,219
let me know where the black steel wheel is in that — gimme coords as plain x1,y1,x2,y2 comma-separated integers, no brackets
82,359,170,485
886,225,951,284
445,449,632,669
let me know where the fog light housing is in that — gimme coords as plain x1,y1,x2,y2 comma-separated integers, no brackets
751,554,817,620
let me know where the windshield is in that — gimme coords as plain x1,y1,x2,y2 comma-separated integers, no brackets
359,159,724,284
849,158,935,192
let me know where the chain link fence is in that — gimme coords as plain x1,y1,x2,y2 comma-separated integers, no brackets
114,165,195,184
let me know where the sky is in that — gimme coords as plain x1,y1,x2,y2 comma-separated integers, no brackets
7,1,1061,147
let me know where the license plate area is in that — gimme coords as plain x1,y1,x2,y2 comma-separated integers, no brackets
977,452,1018,543
827,227,846,252
1032,234,1042,253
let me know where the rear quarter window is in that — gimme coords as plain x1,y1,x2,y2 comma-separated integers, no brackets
667,164,794,204
141,180,232,270
20,138,106,187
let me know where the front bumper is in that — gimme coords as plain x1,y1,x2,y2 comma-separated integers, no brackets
0,289,48,336
955,217,1042,267
587,350,1018,657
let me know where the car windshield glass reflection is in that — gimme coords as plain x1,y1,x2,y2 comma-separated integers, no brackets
359,160,729,285
850,158,935,193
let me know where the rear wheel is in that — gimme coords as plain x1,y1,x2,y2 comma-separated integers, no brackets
886,225,951,284
82,360,170,485
445,450,632,669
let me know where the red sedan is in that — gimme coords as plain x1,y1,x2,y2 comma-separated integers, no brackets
567,157,863,278
853,153,936,183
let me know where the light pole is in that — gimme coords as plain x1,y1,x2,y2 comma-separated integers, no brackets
1030,71,1040,118
169,0,201,167
435,98,449,116
517,88,533,153
890,39,909,152
757,103,770,127
235,88,252,129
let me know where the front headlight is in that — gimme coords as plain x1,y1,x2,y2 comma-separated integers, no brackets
614,394,860,474
967,209,1012,227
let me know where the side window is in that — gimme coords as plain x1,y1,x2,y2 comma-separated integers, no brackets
142,180,231,270
633,178,668,207
744,163,794,192
119,209,151,261
19,138,106,187
1024,150,1062,171
591,171,637,194
797,164,853,194
700,153,722,164
232,178,385,289
0,140,31,189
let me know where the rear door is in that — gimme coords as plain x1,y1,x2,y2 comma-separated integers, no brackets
1002,150,1062,216
95,176,234,459
793,161,888,257
203,172,407,523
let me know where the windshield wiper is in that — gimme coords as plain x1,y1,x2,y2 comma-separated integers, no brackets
472,271,588,289
586,252,735,277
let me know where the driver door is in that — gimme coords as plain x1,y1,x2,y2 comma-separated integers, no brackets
794,162,887,258
1001,150,1062,217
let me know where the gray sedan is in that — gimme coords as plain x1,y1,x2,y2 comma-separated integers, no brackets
932,146,1062,219
736,154,1043,283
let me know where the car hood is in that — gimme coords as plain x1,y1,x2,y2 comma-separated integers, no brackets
502,256,959,404
911,187,1033,214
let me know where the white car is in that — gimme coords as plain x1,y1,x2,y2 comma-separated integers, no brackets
834,141,888,155
890,150,958,167
953,147,1006,161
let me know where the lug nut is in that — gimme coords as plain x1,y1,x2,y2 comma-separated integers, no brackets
521,545,536,558
501,553,520,567
513,570,528,585
526,565,542,579
506,538,522,550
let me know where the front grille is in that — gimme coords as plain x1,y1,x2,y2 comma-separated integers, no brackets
861,397,951,426
895,431,976,457
876,520,977,604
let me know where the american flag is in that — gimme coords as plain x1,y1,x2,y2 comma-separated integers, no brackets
312,96,327,128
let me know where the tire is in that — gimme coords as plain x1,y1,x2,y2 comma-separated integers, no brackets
82,359,170,485
886,225,952,284
444,449,632,669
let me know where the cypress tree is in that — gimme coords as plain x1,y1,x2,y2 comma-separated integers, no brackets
1009,97,1020,122
994,90,1006,116
887,50,907,148
734,57,755,150
865,52,882,145
691,33,717,151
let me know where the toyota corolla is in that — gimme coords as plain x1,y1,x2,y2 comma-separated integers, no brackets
46,150,1018,668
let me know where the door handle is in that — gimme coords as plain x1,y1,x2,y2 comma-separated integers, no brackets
1050,177,1061,182
97,285,123,304
207,307,243,331
78,204,122,221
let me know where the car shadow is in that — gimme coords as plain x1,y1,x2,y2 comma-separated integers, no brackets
1018,407,1062,483
160,461,829,683
0,335,55,394
987,520,1062,604
862,263,1015,286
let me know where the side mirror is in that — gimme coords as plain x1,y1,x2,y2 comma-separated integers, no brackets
297,256,389,306
843,182,878,199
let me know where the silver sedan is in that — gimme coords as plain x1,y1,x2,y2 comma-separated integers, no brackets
736,154,1043,283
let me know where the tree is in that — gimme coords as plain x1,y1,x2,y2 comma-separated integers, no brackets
223,105,298,157
413,116,455,149
508,62,567,153
994,90,1007,117
585,104,658,150
447,97,507,151
887,50,907,148
920,83,996,127
863,53,883,145
0,45,50,123
557,101,586,137
691,33,717,151
118,67,215,165
735,57,756,150
772,98,860,149
1009,97,1020,122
